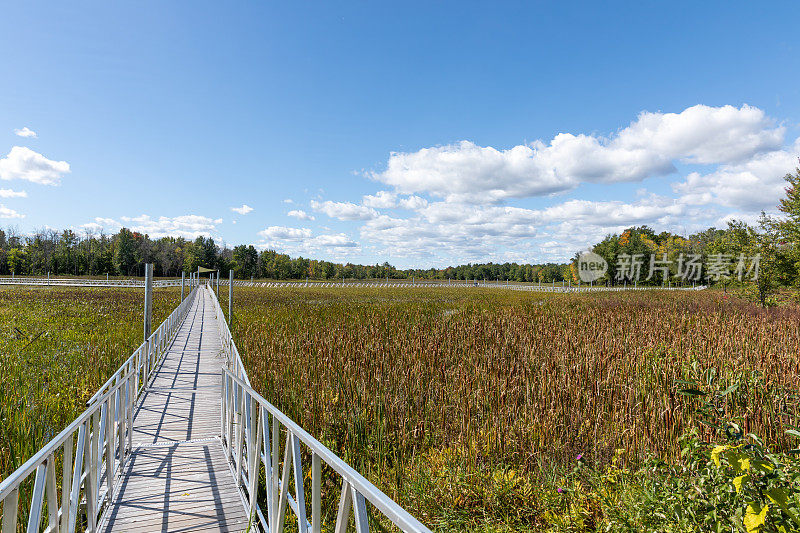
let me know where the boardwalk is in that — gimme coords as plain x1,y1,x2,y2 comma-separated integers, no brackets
98,288,249,532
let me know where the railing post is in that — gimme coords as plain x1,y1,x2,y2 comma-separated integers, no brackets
181,271,185,301
143,263,153,341
228,269,233,325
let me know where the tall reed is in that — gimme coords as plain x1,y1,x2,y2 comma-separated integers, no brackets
0,286,179,482
229,288,800,529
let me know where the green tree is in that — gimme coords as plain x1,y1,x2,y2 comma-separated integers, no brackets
7,247,25,274
114,228,137,275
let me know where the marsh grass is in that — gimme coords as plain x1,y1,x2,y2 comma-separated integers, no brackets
0,286,180,483
228,287,800,531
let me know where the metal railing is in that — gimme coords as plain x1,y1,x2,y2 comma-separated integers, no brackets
208,285,250,386
216,279,707,292
0,364,134,533
0,286,199,532
86,285,199,405
221,369,431,533
206,287,432,532
0,277,189,288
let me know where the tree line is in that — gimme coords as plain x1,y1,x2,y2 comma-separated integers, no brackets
6,166,797,292
578,167,800,305
0,226,571,282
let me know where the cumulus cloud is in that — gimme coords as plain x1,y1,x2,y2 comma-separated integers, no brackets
0,188,27,198
258,226,313,241
674,137,800,210
310,233,359,247
287,209,315,221
399,195,428,210
371,105,784,204
14,127,37,138
80,222,105,233
110,214,220,239
362,191,428,210
0,204,24,219
311,200,378,220
362,191,398,208
257,225,359,258
0,146,70,185
231,204,254,215
358,196,696,264
80,217,122,233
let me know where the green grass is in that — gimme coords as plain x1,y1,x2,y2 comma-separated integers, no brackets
0,286,180,481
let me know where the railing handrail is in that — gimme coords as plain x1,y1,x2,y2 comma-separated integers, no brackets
207,285,251,386
0,276,188,288
86,284,199,405
222,368,432,533
0,376,126,500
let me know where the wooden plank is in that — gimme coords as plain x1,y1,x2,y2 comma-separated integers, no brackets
98,289,247,533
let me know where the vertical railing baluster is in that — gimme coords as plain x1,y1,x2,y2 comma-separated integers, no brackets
351,486,371,533
334,479,353,533
271,415,280,531
106,396,115,503
275,433,292,533
221,371,227,444
291,434,309,533
262,409,273,530
247,395,257,486
118,384,126,472
60,434,74,533
228,379,235,462
312,452,321,533
247,404,264,522
142,340,149,388
67,423,86,533
25,463,46,533
2,487,20,533
87,412,98,531
127,377,133,454
235,387,246,488
45,454,58,533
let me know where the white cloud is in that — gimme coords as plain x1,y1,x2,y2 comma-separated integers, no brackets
0,204,24,219
310,233,358,247
231,204,253,215
282,199,294,204
399,195,428,210
310,200,378,220
14,127,37,138
362,191,398,208
257,226,359,258
258,226,313,241
358,196,696,265
540,197,685,226
94,217,121,228
80,222,105,233
674,137,800,210
287,209,315,221
118,214,219,239
0,146,70,185
0,188,27,198
371,104,784,204
362,191,428,210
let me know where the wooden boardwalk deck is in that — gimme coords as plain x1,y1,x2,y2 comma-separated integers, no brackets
99,288,249,533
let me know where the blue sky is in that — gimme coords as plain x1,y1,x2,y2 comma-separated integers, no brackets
2,2,799,267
